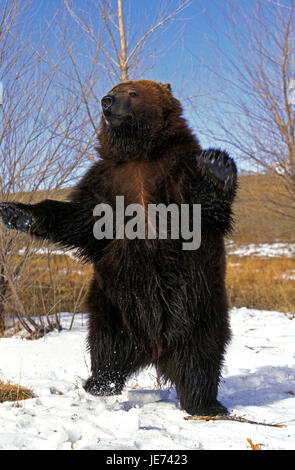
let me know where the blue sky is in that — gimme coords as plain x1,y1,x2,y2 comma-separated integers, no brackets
6,0,293,172
26,0,238,149
34,0,232,88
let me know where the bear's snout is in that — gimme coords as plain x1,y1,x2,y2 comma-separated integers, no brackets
101,95,115,112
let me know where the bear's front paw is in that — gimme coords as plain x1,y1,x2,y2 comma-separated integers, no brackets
83,376,124,396
198,149,237,189
0,202,33,233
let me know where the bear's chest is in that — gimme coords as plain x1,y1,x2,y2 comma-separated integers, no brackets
111,160,167,206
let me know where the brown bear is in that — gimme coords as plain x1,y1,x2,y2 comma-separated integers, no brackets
0,80,237,416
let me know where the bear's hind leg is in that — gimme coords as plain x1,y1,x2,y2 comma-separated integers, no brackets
156,325,230,416
84,284,149,397
157,348,227,416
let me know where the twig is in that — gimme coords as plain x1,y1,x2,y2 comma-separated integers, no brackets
247,438,264,450
184,414,286,428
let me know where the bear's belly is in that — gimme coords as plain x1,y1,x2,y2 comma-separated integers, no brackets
94,238,223,343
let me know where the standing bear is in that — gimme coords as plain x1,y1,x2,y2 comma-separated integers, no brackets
0,80,237,416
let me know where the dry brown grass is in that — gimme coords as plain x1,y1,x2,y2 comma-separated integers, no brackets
0,380,34,403
246,438,264,450
226,255,295,313
17,251,295,319
18,252,92,317
223,172,295,313
1,252,92,328
232,173,295,244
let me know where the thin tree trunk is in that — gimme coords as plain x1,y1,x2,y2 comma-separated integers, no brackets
117,0,128,81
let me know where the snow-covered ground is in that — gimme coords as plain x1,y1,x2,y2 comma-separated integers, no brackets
0,308,294,450
227,242,295,258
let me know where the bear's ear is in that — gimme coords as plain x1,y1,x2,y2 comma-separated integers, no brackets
161,83,172,92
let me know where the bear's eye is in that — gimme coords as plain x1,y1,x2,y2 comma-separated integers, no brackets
129,91,138,98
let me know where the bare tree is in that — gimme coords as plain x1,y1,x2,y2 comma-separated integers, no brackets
64,0,192,82
193,0,295,224
0,1,91,336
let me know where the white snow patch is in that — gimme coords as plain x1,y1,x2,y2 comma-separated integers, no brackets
227,242,295,258
18,247,79,261
0,309,294,450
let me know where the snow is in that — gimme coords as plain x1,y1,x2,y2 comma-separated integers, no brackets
18,247,79,261
281,271,295,280
0,308,294,450
227,242,295,258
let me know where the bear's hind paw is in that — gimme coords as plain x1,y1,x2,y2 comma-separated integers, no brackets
185,400,229,417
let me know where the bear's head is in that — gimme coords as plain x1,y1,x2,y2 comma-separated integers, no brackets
98,80,191,160
101,80,179,129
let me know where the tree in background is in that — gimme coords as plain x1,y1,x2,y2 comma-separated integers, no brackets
64,0,191,82
194,0,295,227
0,0,93,335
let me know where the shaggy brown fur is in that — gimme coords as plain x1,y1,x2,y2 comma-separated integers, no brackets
0,80,237,416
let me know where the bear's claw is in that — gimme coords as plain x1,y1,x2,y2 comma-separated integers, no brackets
186,400,229,417
0,202,33,233
83,376,124,396
199,149,237,188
